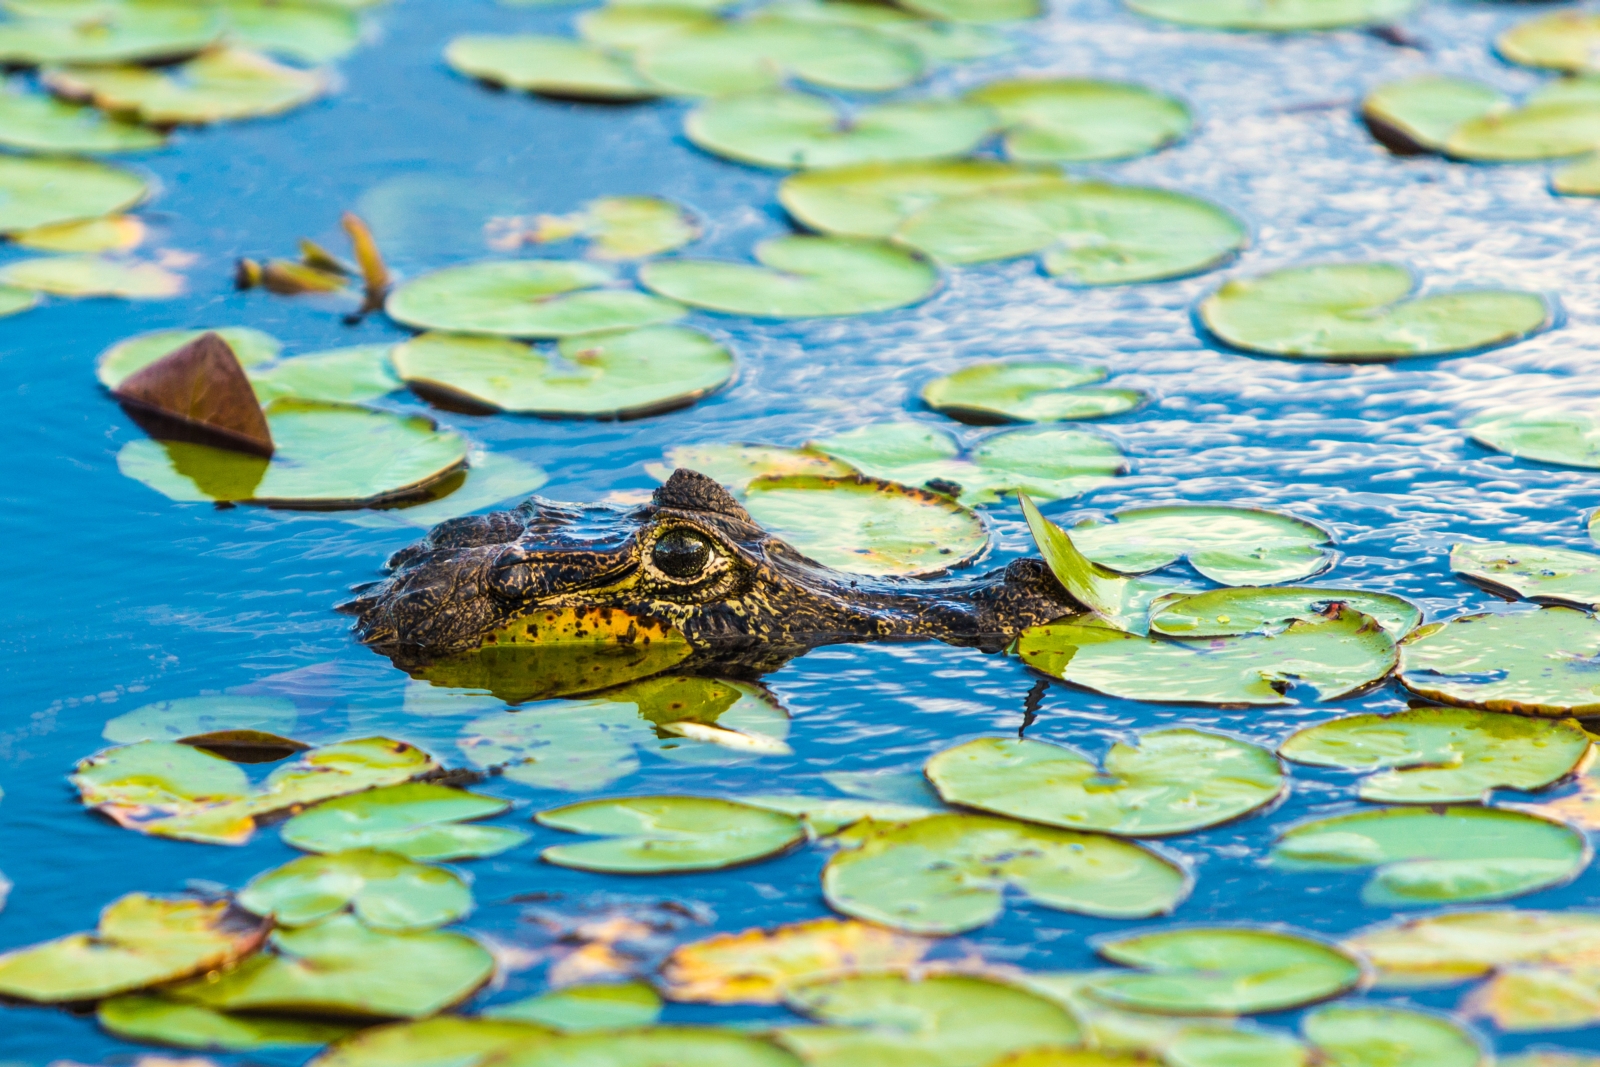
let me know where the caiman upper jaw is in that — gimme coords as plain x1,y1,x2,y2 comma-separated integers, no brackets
487,543,639,603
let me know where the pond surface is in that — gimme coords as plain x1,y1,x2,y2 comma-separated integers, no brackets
4,0,1600,1061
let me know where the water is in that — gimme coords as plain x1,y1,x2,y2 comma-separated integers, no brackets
5,0,1600,1060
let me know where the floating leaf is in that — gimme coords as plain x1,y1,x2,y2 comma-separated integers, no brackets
967,79,1189,162
1162,1029,1308,1067
214,0,361,64
485,982,662,1031
1445,79,1600,163
650,443,855,490
387,259,685,338
0,894,267,1003
810,422,1124,506
1398,607,1600,716
119,399,468,508
484,1027,802,1067
921,361,1144,424
238,849,473,930
1069,504,1334,584
577,4,718,50
1467,964,1600,1032
1469,411,1600,470
926,730,1284,837
1148,586,1421,638
742,794,940,834
98,994,356,1051
280,782,528,861
740,473,988,576
1501,1055,1600,1067
778,158,1057,238
1199,263,1551,361
112,330,274,454
350,452,549,531
1124,0,1414,30
45,46,331,124
309,1017,555,1067
0,153,144,233
763,0,1009,62
1273,804,1590,905
1499,13,1600,74
0,283,37,317
1279,707,1589,804
520,195,699,260
1344,909,1600,989
536,795,806,873
661,918,932,1004
1086,928,1362,1015
0,253,181,297
633,17,924,97
248,345,402,405
166,914,495,1019
1555,154,1600,196
897,0,1039,21
0,4,217,64
102,694,298,743
897,179,1246,285
686,91,995,170
1451,541,1600,610
1361,76,1505,155
0,87,163,152
640,236,938,318
1301,1005,1483,1067
16,213,144,252
445,35,659,101
821,812,1189,934
392,327,733,418
1018,606,1395,705
98,326,281,388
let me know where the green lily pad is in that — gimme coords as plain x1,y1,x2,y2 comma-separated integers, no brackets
778,159,1058,238
897,0,1039,21
1301,1005,1483,1067
1272,804,1590,906
821,812,1190,934
0,893,267,1003
650,442,856,491
280,782,528,861
1469,410,1600,470
577,4,717,50
1018,607,1397,705
0,86,164,152
925,730,1284,837
1086,928,1362,1015
1279,708,1591,804
0,153,144,233
660,918,934,1004
1163,1029,1309,1067
102,694,298,743
1398,607,1600,716
743,795,940,835
1451,541,1600,610
633,17,924,97
1361,76,1506,155
780,973,1082,1066
484,982,663,1031
118,399,468,509
0,4,217,64
1555,153,1600,196
1123,0,1415,31
897,179,1246,285
0,253,182,297
485,1027,803,1067
392,326,732,418
166,914,495,1019
0,283,37,317
967,79,1190,163
810,423,1124,506
14,212,142,252
1199,263,1551,361
1021,493,1143,620
98,994,356,1051
536,795,806,873
97,325,282,388
686,91,996,170
45,46,331,125
445,34,658,102
763,0,1009,62
1468,963,1600,1032
1500,12,1600,74
311,1018,556,1067
350,452,549,531
214,0,361,64
1343,909,1600,989
248,345,401,405
741,473,988,576
639,235,938,318
522,195,699,260
1148,586,1421,638
238,848,473,930
387,259,685,338
1067,504,1335,584
1445,80,1600,163
921,361,1145,424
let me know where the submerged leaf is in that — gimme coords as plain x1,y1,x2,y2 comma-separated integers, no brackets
536,795,806,873
15,214,145,252
102,694,298,743
661,918,932,1004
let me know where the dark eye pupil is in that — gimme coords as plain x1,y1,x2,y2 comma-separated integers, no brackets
653,530,711,578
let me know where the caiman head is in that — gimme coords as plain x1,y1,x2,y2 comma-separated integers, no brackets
341,469,1079,675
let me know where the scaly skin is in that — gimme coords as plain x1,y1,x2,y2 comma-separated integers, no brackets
341,469,1082,672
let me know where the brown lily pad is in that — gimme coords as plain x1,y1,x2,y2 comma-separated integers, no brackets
111,331,275,456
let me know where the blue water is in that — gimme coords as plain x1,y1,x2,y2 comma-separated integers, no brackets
6,0,1600,1060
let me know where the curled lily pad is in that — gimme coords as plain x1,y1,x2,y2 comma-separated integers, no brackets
485,982,661,1031
1499,13,1600,74
1451,541,1600,610
0,4,217,64
281,782,528,861
119,399,468,508
392,327,733,418
98,325,282,388
1067,504,1334,584
102,694,298,743
1124,0,1414,30
248,345,401,405
821,812,1190,934
445,35,658,102
1199,263,1551,361
0,87,164,152
1272,805,1590,906
1343,909,1600,989
519,195,699,260
686,92,996,170
16,213,144,252
1301,1005,1483,1067
778,159,1058,238
536,795,806,873
1361,76,1506,155
661,919,932,1004
0,253,181,297
640,236,938,318
633,18,924,97
488,1027,802,1067
1398,607,1600,716
98,994,356,1051
1279,708,1590,804
1086,928,1361,1015
1469,411,1600,470
0,894,267,1003
967,79,1190,163
1149,587,1421,638
387,259,685,338
925,730,1284,837
45,46,331,125
741,473,988,576
810,422,1125,506
897,179,1246,285
239,848,473,930
1017,607,1397,705
921,361,1145,424
166,914,495,1019
0,153,145,232
309,1017,556,1067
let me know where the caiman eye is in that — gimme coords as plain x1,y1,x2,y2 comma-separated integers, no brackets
652,528,712,579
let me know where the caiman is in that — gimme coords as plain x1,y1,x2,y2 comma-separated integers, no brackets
341,469,1080,695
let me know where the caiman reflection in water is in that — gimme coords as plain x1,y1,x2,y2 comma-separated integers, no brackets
341,469,1079,701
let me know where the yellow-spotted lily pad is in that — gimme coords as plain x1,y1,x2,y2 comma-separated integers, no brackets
1500,13,1600,74
0,253,182,297
536,795,806,873
516,195,699,260
660,918,933,1004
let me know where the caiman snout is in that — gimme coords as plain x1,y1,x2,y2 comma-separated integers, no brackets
488,542,637,602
